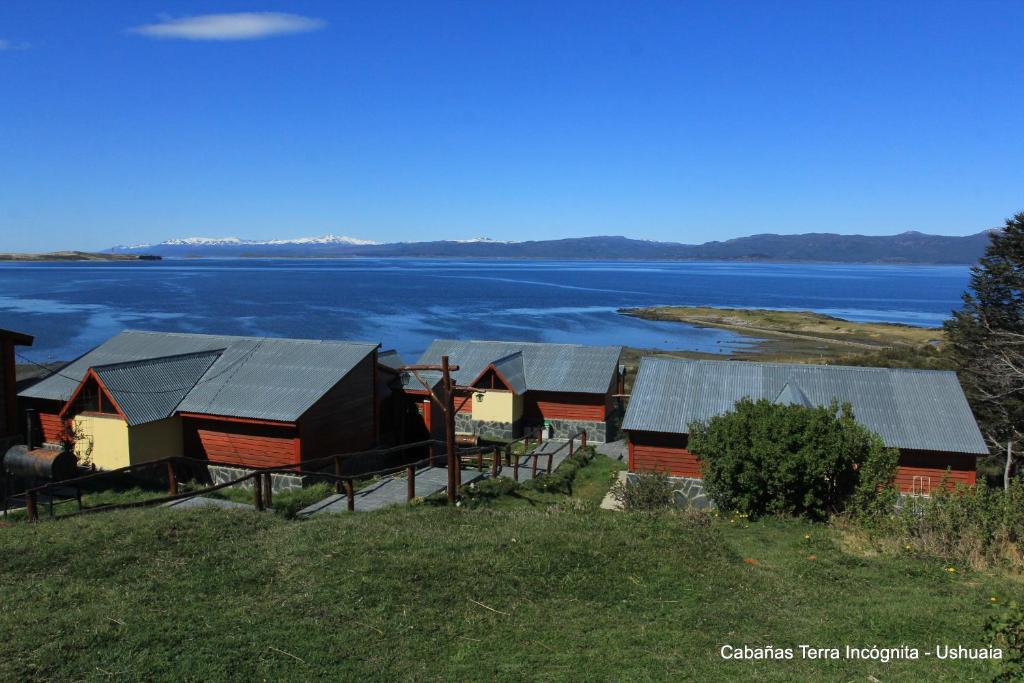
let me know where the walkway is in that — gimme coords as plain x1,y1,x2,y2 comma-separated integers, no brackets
299,438,577,516
297,466,488,516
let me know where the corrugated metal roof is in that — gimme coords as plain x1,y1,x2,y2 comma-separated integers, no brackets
378,350,405,370
622,357,988,455
417,340,621,394
491,352,527,394
22,330,378,423
93,352,222,426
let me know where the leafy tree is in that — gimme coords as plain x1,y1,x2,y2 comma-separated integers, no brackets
688,398,898,520
944,212,1024,485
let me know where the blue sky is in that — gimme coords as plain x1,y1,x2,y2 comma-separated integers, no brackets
1,1,1022,251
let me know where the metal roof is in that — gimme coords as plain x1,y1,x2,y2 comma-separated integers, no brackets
622,357,988,455
378,350,405,370
92,352,222,426
22,330,378,423
417,340,621,394
490,352,527,394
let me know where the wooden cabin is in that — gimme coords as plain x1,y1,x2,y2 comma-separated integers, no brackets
622,357,989,495
411,340,623,443
0,328,34,440
20,331,379,470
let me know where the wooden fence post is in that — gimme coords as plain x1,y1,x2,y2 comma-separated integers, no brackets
166,461,178,496
345,479,355,512
569,437,574,457
581,431,587,449
253,476,264,511
334,456,344,494
263,473,273,509
532,453,538,479
407,464,416,501
490,448,499,477
513,447,520,482
477,450,484,471
26,490,38,522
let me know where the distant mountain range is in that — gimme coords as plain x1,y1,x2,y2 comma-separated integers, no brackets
107,230,995,264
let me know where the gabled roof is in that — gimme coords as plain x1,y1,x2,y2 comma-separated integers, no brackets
23,330,379,423
89,352,222,426
477,352,527,394
378,350,405,371
774,380,813,408
417,340,621,394
622,357,988,455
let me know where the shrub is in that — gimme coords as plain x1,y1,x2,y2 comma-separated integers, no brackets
888,479,1024,569
986,601,1024,681
611,471,675,511
524,447,594,496
689,398,898,521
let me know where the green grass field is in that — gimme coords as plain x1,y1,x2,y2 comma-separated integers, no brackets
1,458,1020,681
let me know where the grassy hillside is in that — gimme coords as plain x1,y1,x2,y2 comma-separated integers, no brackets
0,501,1018,681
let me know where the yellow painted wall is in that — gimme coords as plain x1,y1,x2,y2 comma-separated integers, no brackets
72,414,183,470
73,413,129,470
128,417,183,464
471,390,522,423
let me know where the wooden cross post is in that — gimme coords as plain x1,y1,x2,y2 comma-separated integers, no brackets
399,357,460,505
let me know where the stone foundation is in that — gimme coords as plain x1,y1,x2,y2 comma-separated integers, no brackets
529,418,611,444
626,473,716,510
454,413,520,441
206,464,306,494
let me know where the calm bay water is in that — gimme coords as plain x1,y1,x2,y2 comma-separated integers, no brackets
0,259,970,364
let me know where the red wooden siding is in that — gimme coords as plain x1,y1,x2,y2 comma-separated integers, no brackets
895,450,976,493
628,432,979,493
524,391,609,421
184,417,299,469
628,431,700,477
298,353,377,461
39,412,66,443
26,399,68,444
453,390,473,414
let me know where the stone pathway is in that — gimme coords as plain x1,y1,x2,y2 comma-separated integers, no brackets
599,471,627,510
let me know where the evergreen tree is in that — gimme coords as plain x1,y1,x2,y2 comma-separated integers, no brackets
945,211,1024,480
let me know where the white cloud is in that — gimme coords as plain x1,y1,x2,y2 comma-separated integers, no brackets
129,12,326,41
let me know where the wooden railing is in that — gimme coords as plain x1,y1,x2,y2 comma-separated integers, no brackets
17,439,445,522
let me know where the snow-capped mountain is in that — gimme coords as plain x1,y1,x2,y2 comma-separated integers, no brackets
155,234,380,247
452,237,520,244
106,231,994,263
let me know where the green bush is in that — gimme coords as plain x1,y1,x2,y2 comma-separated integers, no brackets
524,447,594,496
611,471,675,511
689,398,899,521
880,479,1024,569
986,600,1024,681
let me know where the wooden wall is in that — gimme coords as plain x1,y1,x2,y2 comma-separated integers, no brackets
628,431,980,493
25,399,66,444
895,449,977,493
627,430,700,477
183,416,299,469
298,353,377,461
0,339,12,436
523,391,609,422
